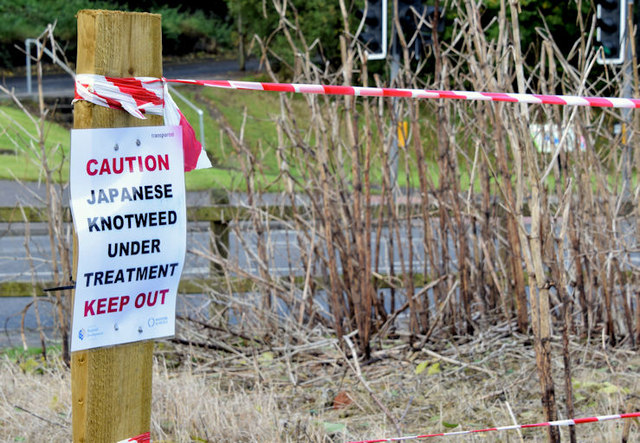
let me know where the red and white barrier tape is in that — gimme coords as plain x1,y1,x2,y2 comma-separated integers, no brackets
74,74,640,172
348,412,640,442
110,412,640,442
74,75,211,172
165,78,640,109
117,431,151,443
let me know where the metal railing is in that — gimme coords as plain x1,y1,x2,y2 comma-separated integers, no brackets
168,86,206,148
24,38,75,95
0,201,424,297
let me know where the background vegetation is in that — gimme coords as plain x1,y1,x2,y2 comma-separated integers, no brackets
0,0,600,82
2,1,640,442
0,0,231,69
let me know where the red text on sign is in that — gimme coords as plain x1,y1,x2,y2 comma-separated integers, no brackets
84,295,130,316
86,154,169,176
83,288,170,317
135,289,169,308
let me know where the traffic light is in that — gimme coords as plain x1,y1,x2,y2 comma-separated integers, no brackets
395,1,444,60
596,0,625,64
357,0,387,60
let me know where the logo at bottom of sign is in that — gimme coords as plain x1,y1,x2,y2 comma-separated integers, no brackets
78,326,104,342
147,316,169,328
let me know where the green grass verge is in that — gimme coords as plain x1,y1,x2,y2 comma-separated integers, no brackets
176,82,445,192
1,343,61,361
0,76,480,193
0,105,70,182
2,80,621,195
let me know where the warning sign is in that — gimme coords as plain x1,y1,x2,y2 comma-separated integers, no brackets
69,126,186,351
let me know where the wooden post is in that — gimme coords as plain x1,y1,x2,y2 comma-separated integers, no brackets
72,10,162,443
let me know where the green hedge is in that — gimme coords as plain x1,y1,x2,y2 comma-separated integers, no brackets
0,0,231,69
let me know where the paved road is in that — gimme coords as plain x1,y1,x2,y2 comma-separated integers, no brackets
0,194,430,349
0,58,266,348
0,58,425,348
2,57,262,98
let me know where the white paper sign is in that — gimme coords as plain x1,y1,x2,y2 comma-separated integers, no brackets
69,126,186,351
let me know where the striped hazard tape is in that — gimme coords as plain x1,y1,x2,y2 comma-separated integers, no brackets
162,78,640,108
73,74,640,174
347,412,640,442
107,412,640,441
117,431,150,443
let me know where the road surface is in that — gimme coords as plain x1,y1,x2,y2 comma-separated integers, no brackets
2,57,262,98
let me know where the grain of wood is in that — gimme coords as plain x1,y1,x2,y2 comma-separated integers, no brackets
72,9,162,443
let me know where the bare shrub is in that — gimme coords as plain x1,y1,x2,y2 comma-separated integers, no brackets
185,0,640,438
2,2,640,440
0,25,73,364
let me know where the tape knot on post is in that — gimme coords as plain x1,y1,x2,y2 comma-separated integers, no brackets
73,74,211,172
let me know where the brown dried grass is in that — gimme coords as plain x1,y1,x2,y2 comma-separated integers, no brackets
2,328,639,442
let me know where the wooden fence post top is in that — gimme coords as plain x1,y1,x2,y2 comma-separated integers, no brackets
76,9,162,78
74,9,163,130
